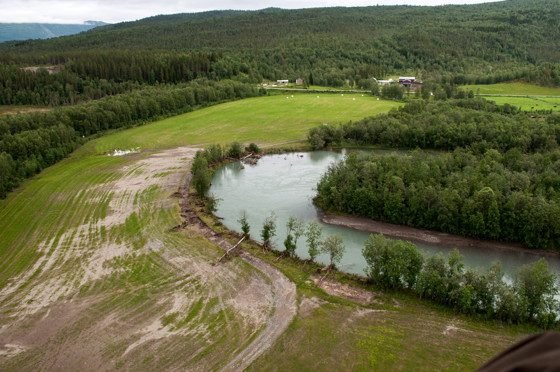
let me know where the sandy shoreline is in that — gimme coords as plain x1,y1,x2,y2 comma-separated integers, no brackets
320,212,560,258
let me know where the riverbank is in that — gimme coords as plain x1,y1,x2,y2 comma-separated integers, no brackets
320,212,560,258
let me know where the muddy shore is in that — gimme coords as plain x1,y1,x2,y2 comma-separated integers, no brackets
320,212,560,258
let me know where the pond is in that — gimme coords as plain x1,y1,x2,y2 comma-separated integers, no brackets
210,150,560,283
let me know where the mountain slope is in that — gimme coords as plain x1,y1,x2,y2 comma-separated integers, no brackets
0,1,558,83
0,22,105,42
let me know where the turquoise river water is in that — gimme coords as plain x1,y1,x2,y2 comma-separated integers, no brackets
210,150,560,283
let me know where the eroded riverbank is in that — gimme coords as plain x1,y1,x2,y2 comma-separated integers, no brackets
321,212,560,258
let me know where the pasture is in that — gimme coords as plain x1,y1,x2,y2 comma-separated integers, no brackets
483,96,560,112
89,93,396,154
0,93,533,370
464,82,560,96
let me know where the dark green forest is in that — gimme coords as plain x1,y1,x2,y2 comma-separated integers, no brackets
1,0,560,86
0,51,229,105
312,100,560,249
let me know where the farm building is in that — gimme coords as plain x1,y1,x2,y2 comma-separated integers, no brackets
399,77,416,86
296,78,304,85
375,79,394,86
277,79,289,84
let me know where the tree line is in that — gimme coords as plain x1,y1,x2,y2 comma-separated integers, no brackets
309,99,558,154
363,234,558,327
0,79,260,198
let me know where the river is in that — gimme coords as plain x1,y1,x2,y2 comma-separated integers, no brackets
210,150,560,283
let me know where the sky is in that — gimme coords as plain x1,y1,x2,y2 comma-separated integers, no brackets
0,0,503,24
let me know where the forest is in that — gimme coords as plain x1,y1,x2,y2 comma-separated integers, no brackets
311,99,560,249
0,51,229,106
1,0,560,87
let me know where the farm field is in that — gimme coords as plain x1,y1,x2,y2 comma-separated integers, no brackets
0,94,399,369
0,94,533,370
464,82,560,96
87,93,395,155
482,96,560,112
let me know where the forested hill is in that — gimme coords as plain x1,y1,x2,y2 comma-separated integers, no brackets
0,22,105,43
1,0,559,79
1,0,559,86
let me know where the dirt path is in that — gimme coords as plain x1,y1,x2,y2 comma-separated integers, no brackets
177,174,297,371
321,212,560,257
221,250,296,371
260,139,306,148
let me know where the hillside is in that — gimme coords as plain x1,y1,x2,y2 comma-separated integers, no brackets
0,0,559,83
0,22,105,43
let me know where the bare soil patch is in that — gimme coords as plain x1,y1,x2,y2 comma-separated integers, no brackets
0,146,295,371
321,212,560,257
310,274,379,306
175,182,297,371
0,107,53,116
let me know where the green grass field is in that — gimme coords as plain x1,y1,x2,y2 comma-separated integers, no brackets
0,93,535,370
88,94,396,155
483,96,560,112
464,82,560,96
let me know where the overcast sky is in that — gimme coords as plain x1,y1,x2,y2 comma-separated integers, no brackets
0,0,503,24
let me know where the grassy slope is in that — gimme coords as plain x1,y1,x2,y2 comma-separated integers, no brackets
226,239,530,372
484,96,560,112
465,83,560,96
0,93,403,370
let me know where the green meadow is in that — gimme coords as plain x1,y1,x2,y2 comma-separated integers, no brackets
464,82,560,96
483,96,560,112
89,93,395,155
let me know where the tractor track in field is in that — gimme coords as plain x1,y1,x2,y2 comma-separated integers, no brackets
176,162,297,371
0,146,295,370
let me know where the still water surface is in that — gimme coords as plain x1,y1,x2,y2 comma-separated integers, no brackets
210,150,560,283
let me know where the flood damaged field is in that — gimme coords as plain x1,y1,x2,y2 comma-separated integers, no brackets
0,146,287,370
0,94,540,370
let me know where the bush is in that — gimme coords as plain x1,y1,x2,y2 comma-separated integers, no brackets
362,234,423,289
246,142,260,153
228,141,243,158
